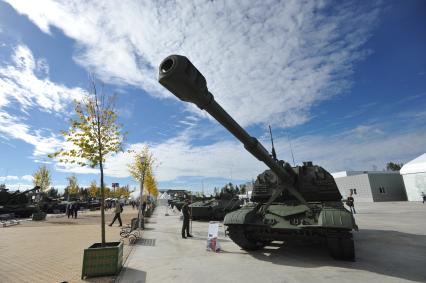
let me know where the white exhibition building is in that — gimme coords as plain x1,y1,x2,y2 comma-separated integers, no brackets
400,153,426,201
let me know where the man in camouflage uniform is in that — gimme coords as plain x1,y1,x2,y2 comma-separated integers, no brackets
181,199,193,239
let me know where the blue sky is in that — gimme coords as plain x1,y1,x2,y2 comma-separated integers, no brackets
0,0,425,193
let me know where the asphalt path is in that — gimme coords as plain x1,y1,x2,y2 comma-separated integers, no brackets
118,202,426,283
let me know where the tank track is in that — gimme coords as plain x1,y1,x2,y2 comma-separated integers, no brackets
326,231,355,261
227,225,267,251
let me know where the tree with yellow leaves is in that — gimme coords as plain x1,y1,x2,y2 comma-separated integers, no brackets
88,180,99,199
49,78,124,246
128,146,159,197
32,165,51,192
144,169,158,197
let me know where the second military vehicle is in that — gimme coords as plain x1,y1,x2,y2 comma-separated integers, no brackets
190,193,243,221
158,55,358,261
0,186,39,218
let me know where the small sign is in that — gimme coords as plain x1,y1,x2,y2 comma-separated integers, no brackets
206,221,221,252
207,222,219,239
112,183,119,188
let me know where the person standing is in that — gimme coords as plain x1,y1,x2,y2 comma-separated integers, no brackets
181,199,192,239
346,195,356,214
422,192,426,204
73,202,79,219
67,203,73,219
109,202,123,226
142,201,147,216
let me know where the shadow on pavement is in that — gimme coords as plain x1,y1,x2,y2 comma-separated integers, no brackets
116,267,147,283
246,229,426,283
189,236,232,242
84,275,116,283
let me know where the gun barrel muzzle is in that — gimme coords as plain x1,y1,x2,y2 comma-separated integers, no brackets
158,55,213,109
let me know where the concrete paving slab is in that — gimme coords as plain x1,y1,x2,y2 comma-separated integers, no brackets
0,207,139,283
118,202,426,283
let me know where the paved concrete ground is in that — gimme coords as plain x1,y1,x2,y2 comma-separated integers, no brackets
118,202,426,283
0,206,139,283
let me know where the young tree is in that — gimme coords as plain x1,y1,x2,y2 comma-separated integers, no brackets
128,146,155,184
144,170,158,197
49,79,124,246
67,175,79,197
128,146,157,196
32,165,51,192
240,184,246,195
128,146,157,225
115,185,131,199
88,180,99,199
386,162,403,171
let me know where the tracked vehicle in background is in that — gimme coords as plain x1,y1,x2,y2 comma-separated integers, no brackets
0,186,39,218
158,55,358,260
190,193,243,221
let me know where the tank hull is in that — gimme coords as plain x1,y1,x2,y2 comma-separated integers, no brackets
0,205,38,218
190,198,243,221
224,203,357,260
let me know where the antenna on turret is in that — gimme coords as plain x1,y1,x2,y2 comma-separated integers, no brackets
282,119,296,167
287,132,296,167
268,125,277,161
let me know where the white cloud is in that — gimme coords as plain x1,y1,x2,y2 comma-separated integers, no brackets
65,123,424,183
279,128,426,172
0,45,85,112
0,111,63,157
2,183,34,191
0,175,19,182
6,0,380,127
0,45,87,159
21,175,34,182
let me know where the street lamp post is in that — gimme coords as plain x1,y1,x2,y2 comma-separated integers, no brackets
138,156,147,230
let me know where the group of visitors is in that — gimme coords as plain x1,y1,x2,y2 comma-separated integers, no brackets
129,200,139,209
66,202,79,219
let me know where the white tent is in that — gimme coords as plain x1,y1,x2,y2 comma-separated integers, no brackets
400,153,426,201
157,192,170,206
159,192,171,200
129,191,140,200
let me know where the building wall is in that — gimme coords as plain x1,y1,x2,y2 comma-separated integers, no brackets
368,174,407,202
334,174,374,202
402,173,426,201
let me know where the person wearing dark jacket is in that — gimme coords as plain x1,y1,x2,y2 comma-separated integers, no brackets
73,202,79,219
346,196,356,214
109,202,123,226
142,201,147,216
181,200,193,239
67,203,73,219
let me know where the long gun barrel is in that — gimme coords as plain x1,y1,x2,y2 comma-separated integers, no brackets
6,186,40,204
158,55,307,205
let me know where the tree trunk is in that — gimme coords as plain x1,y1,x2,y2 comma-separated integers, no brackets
100,160,106,246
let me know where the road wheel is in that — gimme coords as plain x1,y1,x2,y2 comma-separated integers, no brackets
227,225,266,251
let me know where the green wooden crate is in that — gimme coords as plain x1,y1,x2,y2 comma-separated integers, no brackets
81,241,123,279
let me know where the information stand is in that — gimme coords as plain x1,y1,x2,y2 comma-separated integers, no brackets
206,221,221,252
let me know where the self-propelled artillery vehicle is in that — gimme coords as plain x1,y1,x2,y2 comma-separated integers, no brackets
0,186,39,218
158,55,358,260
